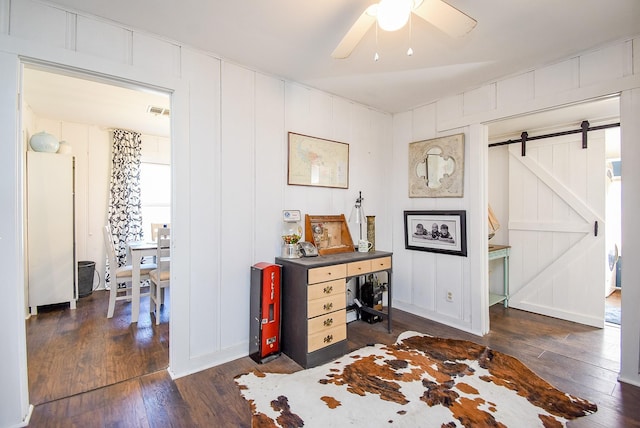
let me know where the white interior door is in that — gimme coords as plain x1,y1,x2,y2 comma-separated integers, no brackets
508,131,605,327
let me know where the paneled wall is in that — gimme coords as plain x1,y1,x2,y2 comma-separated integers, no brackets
0,1,393,425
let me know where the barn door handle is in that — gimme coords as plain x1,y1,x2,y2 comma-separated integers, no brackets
594,221,598,237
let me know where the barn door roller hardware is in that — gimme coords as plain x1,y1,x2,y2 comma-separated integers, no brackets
489,121,620,156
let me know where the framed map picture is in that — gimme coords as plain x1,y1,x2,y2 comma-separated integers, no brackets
288,132,349,189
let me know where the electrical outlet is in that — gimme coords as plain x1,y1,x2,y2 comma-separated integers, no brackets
446,291,454,302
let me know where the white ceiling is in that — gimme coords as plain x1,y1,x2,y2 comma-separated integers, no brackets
23,0,639,138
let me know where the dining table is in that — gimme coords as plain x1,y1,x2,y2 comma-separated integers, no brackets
127,240,157,323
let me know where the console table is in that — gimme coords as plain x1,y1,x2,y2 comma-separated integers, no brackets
276,251,392,368
489,244,510,307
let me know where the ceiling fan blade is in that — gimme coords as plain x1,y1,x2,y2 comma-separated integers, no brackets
412,0,477,38
331,9,376,59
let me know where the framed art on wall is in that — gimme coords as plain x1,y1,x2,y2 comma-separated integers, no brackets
408,133,464,198
404,210,467,256
288,132,349,189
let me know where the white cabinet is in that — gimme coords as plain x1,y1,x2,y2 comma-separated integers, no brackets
27,151,76,314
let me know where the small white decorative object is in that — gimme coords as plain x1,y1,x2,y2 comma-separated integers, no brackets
57,140,72,154
29,131,59,153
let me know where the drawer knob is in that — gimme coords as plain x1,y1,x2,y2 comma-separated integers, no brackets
324,334,333,344
323,318,333,327
323,285,333,294
323,302,333,311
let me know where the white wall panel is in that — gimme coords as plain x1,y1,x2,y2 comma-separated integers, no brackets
412,103,436,141
391,111,412,305
133,33,181,78
285,83,311,133
180,49,221,358
0,0,10,35
497,72,534,110
87,126,110,288
76,15,131,65
534,58,579,99
308,90,333,138
464,83,496,116
0,50,29,428
61,122,89,260
331,97,352,143
345,103,372,217
435,256,463,319
436,94,463,128
220,61,255,349
580,42,630,86
634,37,640,77
619,88,640,386
10,0,67,49
254,72,285,262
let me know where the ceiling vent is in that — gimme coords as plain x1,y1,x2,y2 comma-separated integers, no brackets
147,105,170,117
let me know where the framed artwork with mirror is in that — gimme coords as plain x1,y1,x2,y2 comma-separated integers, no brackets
408,133,465,197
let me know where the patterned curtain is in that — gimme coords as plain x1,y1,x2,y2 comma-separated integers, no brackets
107,129,143,272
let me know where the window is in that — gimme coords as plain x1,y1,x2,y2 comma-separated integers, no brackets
140,162,171,241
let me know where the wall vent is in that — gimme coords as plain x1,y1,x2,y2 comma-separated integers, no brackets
147,105,170,117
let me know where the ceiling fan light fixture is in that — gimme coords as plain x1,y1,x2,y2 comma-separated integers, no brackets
377,0,412,32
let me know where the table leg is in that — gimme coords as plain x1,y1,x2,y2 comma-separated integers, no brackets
503,254,509,308
131,250,142,323
387,274,392,333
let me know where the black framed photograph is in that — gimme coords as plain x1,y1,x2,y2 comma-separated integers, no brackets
404,210,467,256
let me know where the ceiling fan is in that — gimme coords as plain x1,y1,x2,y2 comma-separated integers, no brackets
331,0,477,59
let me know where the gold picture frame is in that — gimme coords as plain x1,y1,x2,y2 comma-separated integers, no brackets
288,132,349,189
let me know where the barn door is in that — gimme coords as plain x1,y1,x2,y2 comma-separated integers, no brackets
508,131,605,327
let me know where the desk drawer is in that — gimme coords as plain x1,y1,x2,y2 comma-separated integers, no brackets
347,260,372,276
308,294,345,318
371,256,392,271
308,324,347,353
308,310,346,335
308,264,347,284
308,278,345,301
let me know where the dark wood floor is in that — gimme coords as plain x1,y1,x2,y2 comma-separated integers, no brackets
26,290,639,427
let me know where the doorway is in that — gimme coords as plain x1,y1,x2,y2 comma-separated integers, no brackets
487,96,621,328
22,64,172,404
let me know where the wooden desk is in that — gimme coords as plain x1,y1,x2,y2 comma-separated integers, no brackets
127,241,157,323
489,244,510,307
276,251,392,368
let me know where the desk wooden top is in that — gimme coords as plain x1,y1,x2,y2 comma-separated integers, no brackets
488,244,511,252
276,250,392,269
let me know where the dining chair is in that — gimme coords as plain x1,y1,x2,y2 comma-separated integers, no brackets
149,227,171,324
150,223,171,242
103,225,156,319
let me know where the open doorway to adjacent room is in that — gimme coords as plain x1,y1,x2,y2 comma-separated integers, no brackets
487,95,621,329
21,63,172,405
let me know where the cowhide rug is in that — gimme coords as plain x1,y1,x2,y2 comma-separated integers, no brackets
235,331,597,427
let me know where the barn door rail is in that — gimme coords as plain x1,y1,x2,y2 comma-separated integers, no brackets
489,121,620,156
